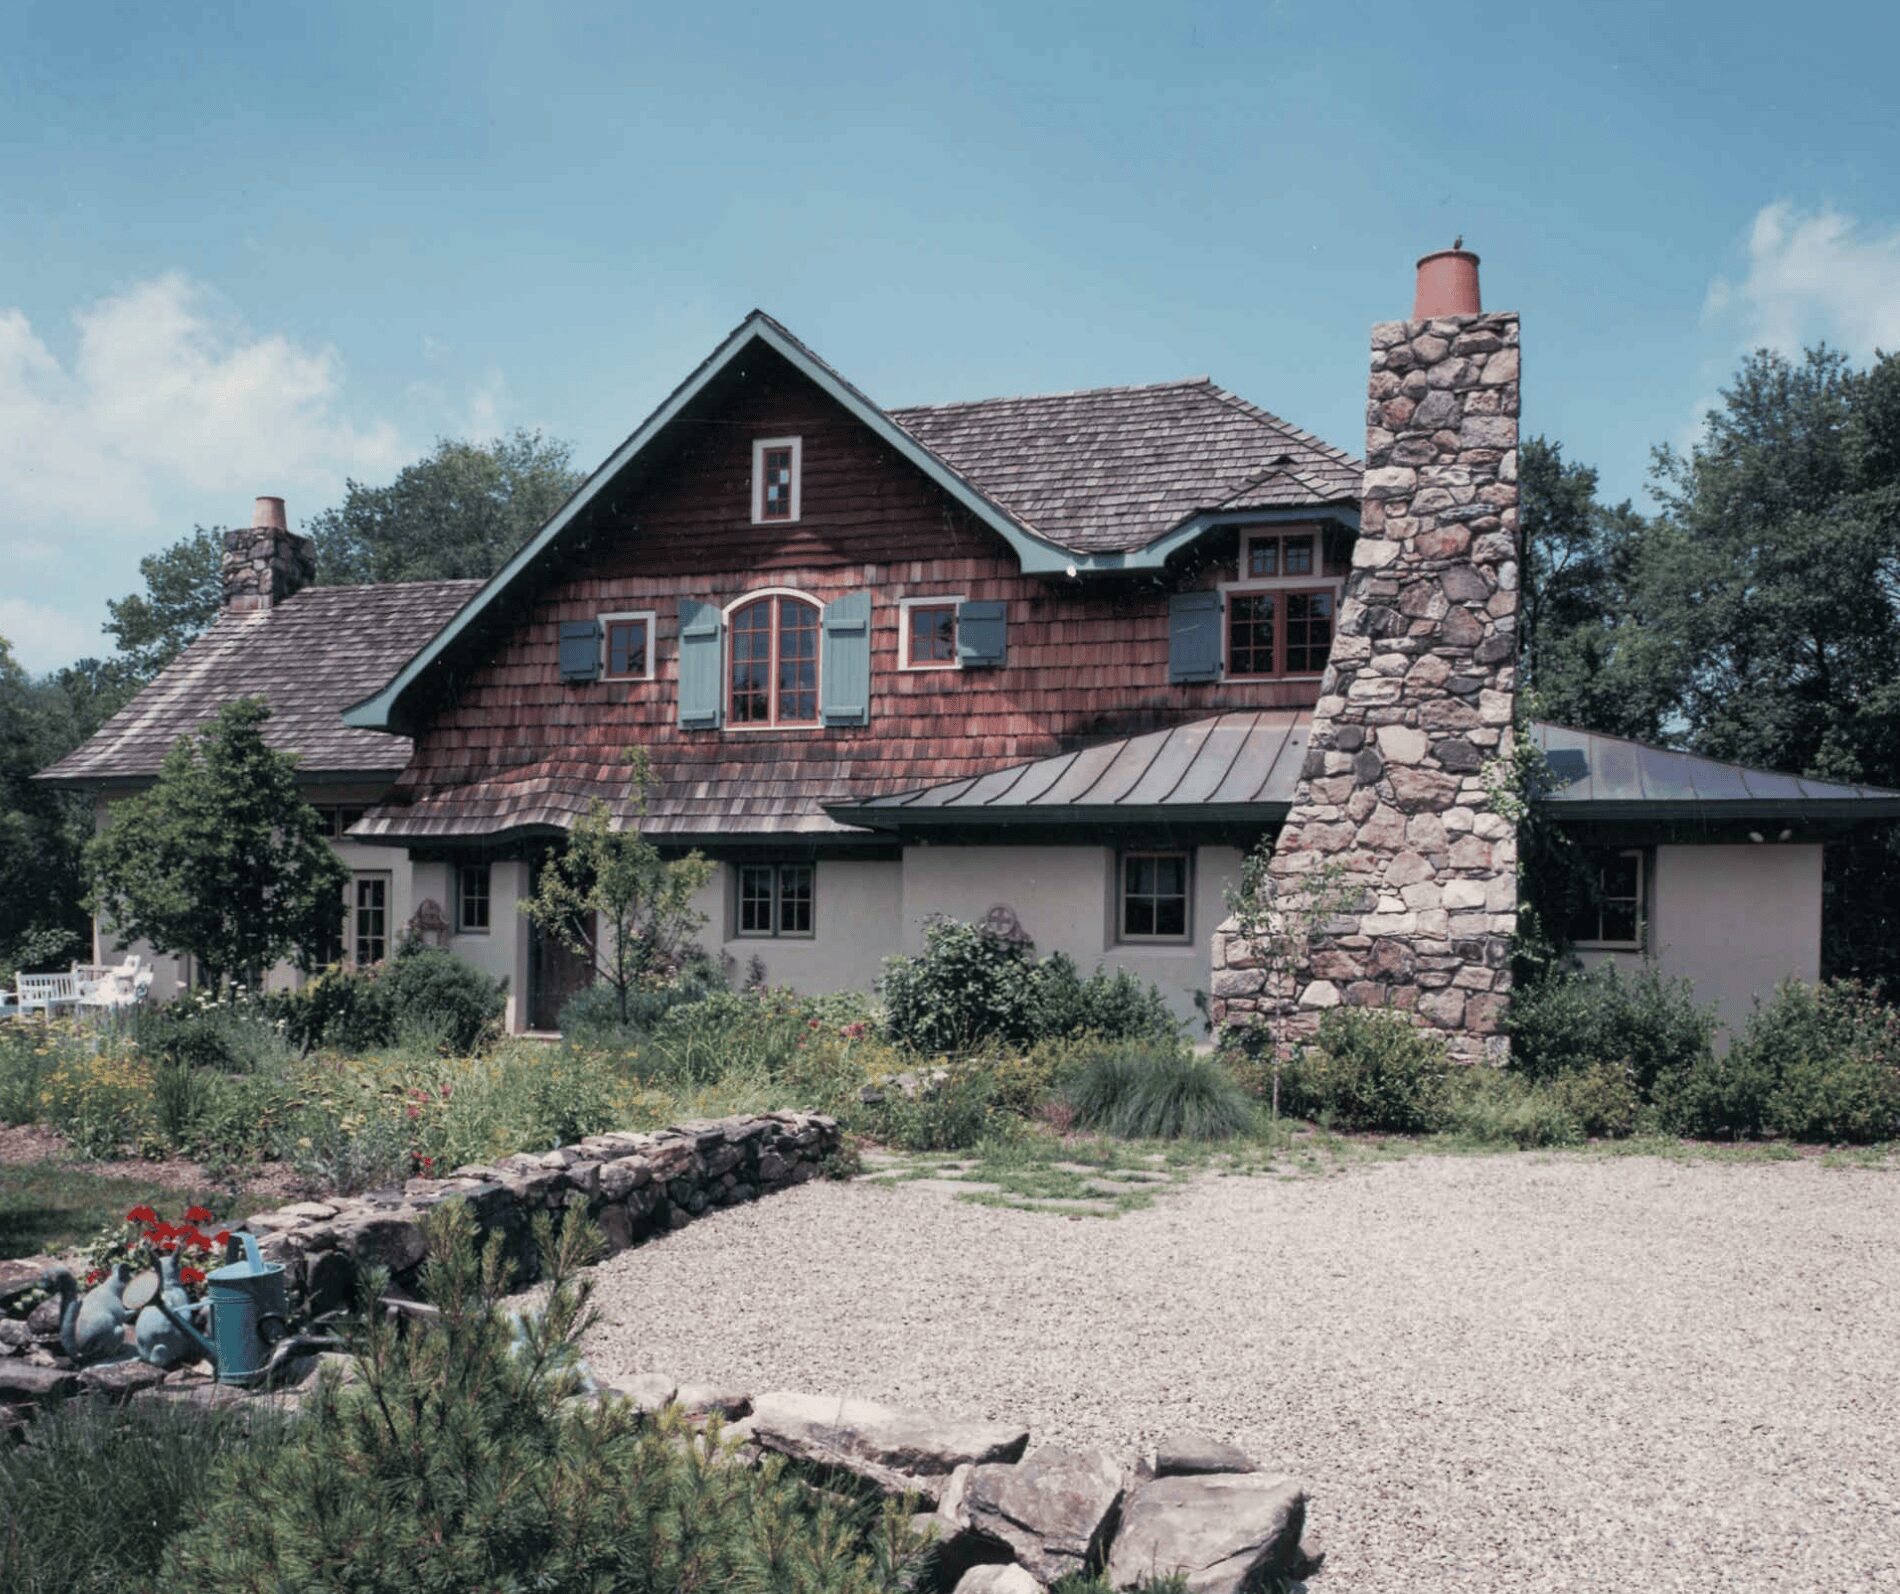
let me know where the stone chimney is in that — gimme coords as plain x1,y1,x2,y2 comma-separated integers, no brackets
221,496,316,613
1212,246,1520,1064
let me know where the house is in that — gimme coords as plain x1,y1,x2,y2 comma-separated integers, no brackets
40,249,1900,1044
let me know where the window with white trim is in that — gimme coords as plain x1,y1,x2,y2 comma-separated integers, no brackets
457,863,491,934
1568,848,1647,950
350,872,390,966
1224,526,1339,680
600,611,655,681
899,596,962,670
752,436,802,524
734,862,815,938
1118,851,1192,943
728,592,820,726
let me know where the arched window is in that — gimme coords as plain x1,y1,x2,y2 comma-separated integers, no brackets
728,593,820,726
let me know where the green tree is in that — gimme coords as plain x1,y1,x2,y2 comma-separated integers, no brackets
314,430,584,585
0,639,93,974
103,524,226,680
85,697,347,991
520,751,715,1023
1518,436,1678,742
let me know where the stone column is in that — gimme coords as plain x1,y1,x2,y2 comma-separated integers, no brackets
221,495,316,613
1213,311,1520,1065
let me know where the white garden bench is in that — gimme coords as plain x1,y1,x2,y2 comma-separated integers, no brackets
13,957,148,1016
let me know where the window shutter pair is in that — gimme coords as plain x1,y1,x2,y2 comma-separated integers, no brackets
676,592,878,728
1168,591,1222,682
558,619,602,682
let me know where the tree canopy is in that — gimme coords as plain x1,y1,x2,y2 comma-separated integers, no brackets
313,430,584,586
86,697,347,990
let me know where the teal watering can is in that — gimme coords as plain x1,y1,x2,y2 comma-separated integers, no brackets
155,1232,290,1386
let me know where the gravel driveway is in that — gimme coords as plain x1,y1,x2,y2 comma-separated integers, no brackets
580,1154,1900,1592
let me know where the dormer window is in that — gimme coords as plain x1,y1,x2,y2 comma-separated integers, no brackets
752,436,802,524
1222,523,1339,681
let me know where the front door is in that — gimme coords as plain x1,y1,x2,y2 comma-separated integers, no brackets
526,860,596,1031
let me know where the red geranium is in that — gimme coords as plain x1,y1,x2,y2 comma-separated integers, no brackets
125,1205,158,1225
213,1230,232,1246
184,1205,214,1223
179,1265,207,1285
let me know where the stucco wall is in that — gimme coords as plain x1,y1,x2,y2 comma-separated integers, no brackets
1579,843,1822,1039
686,858,904,996
448,860,532,1031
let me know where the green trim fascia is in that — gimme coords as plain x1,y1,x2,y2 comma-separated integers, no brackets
824,801,1293,832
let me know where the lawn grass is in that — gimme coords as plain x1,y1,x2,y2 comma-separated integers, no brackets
0,1160,236,1260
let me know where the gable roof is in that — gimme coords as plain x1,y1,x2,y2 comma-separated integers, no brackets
892,379,1363,555
343,313,1365,736
825,712,1900,829
37,580,482,787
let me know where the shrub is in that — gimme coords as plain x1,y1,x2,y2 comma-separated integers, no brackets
1,1397,285,1594
866,1063,1017,1151
1510,963,1716,1094
880,920,1180,1055
161,1202,927,1592
379,942,509,1054
1065,1043,1256,1141
267,964,397,1053
879,919,1038,1053
281,1100,417,1194
1283,1009,1449,1132
1442,1068,1582,1148
558,954,727,1048
1662,979,1900,1144
1547,1060,1642,1138
1029,953,1181,1044
133,991,293,1075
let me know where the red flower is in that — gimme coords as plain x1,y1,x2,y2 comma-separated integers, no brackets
179,1265,206,1285
184,1229,212,1251
184,1205,214,1223
439,1085,452,1099
406,1105,421,1120
85,1268,105,1287
213,1230,232,1246
125,1205,158,1225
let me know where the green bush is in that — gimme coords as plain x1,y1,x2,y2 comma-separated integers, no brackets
1658,979,1900,1143
1284,1009,1449,1132
1442,1068,1582,1148
266,965,397,1053
1547,1060,1642,1138
1065,1044,1255,1141
558,955,727,1048
379,942,509,1054
132,993,294,1075
1509,963,1716,1094
281,1099,417,1193
866,1063,1018,1151
161,1202,927,1593
879,919,1179,1055
1,1395,285,1594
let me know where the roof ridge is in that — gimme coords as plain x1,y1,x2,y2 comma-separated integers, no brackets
891,376,1214,416
302,577,488,594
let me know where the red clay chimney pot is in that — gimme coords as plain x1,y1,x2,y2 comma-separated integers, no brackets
1413,247,1482,319
253,495,288,532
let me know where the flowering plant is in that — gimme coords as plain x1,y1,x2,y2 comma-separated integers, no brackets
83,1204,231,1301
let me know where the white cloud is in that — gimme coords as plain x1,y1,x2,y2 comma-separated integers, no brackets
0,274,414,671
1705,201,1900,358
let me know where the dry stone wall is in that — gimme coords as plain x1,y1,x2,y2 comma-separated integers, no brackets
1213,312,1520,1064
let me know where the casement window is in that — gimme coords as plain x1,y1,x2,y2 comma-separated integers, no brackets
1220,526,1339,681
752,436,802,524
729,592,821,726
319,806,369,840
1118,851,1192,944
457,863,491,934
1568,848,1647,950
899,596,963,670
600,612,656,681
350,873,390,966
734,862,815,938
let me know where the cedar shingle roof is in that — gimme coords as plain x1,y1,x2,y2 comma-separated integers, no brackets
37,580,482,786
892,378,1363,554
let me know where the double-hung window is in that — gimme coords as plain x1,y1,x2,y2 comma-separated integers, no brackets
350,873,390,966
735,862,815,938
1225,529,1337,679
457,863,491,934
729,593,820,726
752,437,802,524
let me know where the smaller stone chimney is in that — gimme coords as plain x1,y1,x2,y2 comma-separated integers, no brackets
221,496,316,613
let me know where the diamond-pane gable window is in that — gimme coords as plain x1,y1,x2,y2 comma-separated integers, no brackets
752,437,802,524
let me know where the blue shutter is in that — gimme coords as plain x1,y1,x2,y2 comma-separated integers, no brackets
821,591,872,726
678,599,724,728
559,619,601,683
1168,591,1223,682
956,600,1007,668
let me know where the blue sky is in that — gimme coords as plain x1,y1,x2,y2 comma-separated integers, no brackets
5,0,1898,671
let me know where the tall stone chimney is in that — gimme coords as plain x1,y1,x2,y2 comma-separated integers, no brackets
1213,247,1520,1064
221,496,316,613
